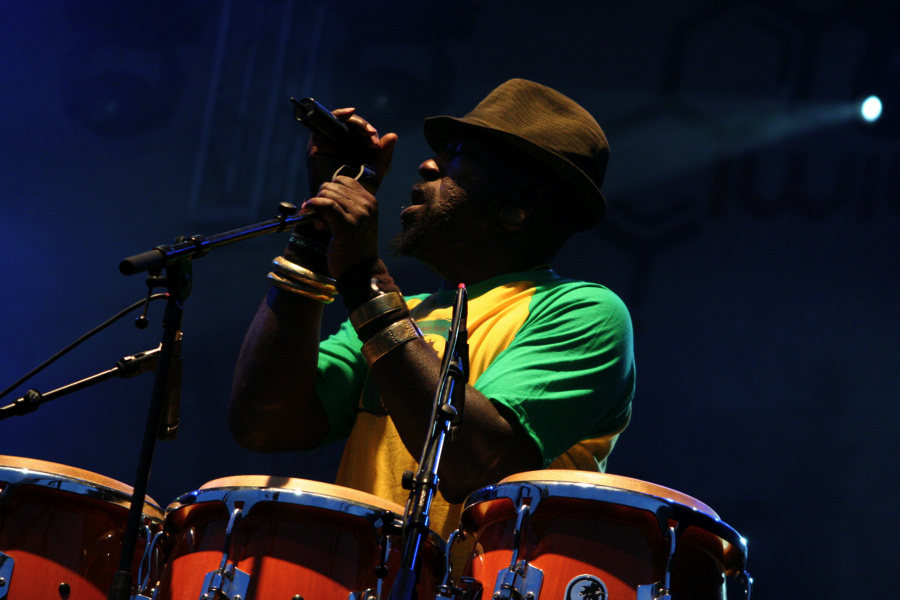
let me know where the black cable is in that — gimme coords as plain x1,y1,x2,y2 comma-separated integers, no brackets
0,292,170,401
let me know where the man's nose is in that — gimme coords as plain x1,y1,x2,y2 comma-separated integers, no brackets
418,158,440,180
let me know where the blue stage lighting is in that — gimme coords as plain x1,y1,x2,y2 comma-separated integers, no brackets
860,95,883,123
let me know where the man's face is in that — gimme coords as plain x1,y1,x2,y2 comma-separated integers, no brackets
392,137,513,264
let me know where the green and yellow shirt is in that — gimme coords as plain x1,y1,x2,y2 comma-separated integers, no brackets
314,268,635,539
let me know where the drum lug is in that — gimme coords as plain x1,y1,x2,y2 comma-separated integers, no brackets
435,529,483,600
349,589,378,600
0,550,13,600
635,525,677,600
737,569,753,600
198,507,251,600
492,560,543,600
200,562,250,600
636,583,670,600
436,576,483,600
137,525,164,597
488,502,542,600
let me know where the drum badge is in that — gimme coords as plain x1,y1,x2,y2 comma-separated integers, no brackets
565,574,608,600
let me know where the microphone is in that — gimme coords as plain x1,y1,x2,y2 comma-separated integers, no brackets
157,332,182,441
449,284,468,440
291,97,373,167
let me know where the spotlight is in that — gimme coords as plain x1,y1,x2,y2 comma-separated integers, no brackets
860,95,883,123
852,47,900,136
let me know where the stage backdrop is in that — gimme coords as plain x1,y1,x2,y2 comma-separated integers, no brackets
2,2,897,598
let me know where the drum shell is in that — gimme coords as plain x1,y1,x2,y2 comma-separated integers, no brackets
155,476,445,600
0,456,165,600
459,471,747,600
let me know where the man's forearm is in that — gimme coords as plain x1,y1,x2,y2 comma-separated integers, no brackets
229,287,330,451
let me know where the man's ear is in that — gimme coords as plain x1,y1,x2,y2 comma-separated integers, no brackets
499,181,547,231
499,205,527,228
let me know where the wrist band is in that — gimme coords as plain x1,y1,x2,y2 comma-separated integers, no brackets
286,231,329,275
267,271,335,304
361,318,423,366
272,256,336,294
288,232,328,256
349,292,406,332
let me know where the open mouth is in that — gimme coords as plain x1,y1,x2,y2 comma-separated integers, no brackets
400,203,421,226
409,185,427,206
401,186,428,226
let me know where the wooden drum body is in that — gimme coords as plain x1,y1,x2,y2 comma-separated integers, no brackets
0,456,164,600
155,476,445,600
454,471,750,600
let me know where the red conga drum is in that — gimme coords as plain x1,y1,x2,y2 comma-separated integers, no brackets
0,455,165,599
452,470,750,600
155,475,445,600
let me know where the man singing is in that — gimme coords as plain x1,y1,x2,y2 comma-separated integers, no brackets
229,78,636,542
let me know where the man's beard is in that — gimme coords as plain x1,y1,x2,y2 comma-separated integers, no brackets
390,183,493,265
390,209,444,259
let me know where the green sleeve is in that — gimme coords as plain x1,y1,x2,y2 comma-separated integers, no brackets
474,284,635,466
314,318,367,444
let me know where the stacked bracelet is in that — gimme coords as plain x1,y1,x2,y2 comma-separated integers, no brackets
268,256,337,304
361,318,423,366
350,292,406,331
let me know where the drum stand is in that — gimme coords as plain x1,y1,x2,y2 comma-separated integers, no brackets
388,285,468,600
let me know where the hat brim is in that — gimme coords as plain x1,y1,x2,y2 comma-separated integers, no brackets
423,115,606,225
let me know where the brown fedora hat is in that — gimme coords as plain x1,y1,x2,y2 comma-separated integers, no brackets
423,78,609,226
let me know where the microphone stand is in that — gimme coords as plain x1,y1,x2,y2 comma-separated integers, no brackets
0,344,175,421
107,258,187,600
0,340,179,598
388,284,468,600
107,203,315,600
118,202,314,275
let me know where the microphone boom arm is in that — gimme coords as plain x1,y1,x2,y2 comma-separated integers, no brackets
118,203,316,276
0,343,170,421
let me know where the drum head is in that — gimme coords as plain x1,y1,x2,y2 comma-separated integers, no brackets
0,455,163,518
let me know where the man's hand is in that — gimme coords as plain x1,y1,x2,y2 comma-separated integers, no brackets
306,107,398,194
302,175,380,279
299,108,398,279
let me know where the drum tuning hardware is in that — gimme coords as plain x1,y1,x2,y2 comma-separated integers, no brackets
635,526,677,600
137,526,164,596
737,570,753,600
436,531,483,600
492,504,543,600
0,551,12,599
636,583,670,600
348,589,378,600
436,577,483,600
199,508,250,600
492,560,542,600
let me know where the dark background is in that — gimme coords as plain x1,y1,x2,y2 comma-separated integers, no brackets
2,1,898,597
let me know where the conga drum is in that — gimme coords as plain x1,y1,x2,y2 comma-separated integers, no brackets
450,471,750,600
0,456,165,599
155,475,445,600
